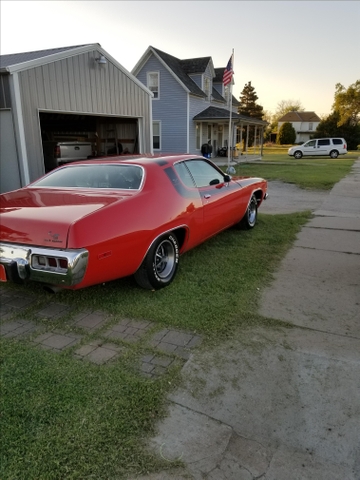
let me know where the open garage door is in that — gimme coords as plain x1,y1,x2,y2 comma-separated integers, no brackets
40,112,139,172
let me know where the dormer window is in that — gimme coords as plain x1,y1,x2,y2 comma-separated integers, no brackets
204,77,210,100
147,72,159,99
224,85,230,105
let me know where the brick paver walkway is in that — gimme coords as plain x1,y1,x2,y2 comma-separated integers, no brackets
0,285,202,377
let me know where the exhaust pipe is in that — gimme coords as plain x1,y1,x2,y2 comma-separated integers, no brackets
43,285,62,294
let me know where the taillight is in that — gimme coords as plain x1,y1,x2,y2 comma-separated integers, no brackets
32,255,68,271
55,145,60,158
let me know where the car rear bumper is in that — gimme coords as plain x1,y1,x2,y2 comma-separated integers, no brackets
0,243,89,287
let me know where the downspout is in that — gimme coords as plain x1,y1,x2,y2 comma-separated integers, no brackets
187,93,189,153
149,93,154,155
9,72,30,185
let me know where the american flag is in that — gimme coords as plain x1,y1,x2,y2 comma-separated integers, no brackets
223,55,233,86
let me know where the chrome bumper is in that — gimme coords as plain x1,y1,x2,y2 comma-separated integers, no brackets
0,243,89,287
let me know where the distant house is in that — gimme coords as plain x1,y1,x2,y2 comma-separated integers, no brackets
132,46,267,158
278,111,321,144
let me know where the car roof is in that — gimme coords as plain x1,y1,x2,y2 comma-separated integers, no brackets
62,154,204,168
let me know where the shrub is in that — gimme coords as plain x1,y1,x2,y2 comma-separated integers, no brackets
277,122,296,145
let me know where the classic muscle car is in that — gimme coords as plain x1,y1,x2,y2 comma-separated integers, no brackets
0,155,268,292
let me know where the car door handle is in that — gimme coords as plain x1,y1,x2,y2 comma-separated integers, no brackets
204,194,211,199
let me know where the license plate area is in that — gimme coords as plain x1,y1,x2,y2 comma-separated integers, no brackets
0,264,7,282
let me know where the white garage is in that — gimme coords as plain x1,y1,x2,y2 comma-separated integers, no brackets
0,43,153,193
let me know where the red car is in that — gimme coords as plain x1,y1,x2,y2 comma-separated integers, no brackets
0,155,267,292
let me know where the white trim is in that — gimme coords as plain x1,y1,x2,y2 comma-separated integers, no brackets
149,95,154,155
11,72,30,185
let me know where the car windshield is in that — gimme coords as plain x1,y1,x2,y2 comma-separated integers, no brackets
32,164,143,190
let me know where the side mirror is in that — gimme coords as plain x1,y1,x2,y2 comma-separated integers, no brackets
224,175,231,183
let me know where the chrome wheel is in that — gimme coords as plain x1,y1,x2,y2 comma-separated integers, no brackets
154,239,176,279
134,233,179,290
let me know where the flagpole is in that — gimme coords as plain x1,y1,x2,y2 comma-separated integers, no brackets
227,49,234,171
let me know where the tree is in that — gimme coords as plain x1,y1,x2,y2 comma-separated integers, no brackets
238,81,264,120
277,122,296,145
274,99,304,122
314,111,360,150
238,82,264,148
333,80,360,126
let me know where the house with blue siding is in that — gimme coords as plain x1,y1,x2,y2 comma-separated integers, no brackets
132,46,268,159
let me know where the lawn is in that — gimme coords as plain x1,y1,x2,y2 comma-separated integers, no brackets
1,151,358,478
230,145,358,190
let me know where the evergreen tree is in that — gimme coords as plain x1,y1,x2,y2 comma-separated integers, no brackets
238,82,264,148
238,81,264,120
277,122,296,145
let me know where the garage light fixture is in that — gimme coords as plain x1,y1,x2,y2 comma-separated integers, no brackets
95,55,107,65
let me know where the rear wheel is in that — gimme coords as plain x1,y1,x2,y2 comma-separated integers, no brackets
330,150,339,158
238,195,258,229
294,150,303,159
134,233,179,290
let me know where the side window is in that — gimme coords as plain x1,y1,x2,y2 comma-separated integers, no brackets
174,162,196,188
332,138,342,145
185,160,224,188
153,121,160,150
305,140,316,147
147,72,159,99
318,139,330,146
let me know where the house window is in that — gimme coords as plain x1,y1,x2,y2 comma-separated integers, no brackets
309,122,313,130
196,123,201,149
204,77,210,100
224,85,230,105
148,72,159,99
153,121,160,149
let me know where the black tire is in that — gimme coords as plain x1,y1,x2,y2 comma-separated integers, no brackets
238,195,258,229
294,150,303,159
134,233,179,290
330,150,339,159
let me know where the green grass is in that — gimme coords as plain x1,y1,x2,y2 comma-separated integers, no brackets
232,146,358,190
1,213,311,479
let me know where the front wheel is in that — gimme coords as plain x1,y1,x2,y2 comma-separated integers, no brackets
238,195,258,229
294,150,303,159
134,233,179,290
330,150,339,158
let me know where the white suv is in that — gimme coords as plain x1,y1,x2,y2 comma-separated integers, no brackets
288,138,347,159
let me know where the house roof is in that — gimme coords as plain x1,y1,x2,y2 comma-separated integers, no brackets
278,111,321,122
132,46,237,103
148,47,207,98
194,106,267,125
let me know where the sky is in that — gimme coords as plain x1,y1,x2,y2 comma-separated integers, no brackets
1,1,359,118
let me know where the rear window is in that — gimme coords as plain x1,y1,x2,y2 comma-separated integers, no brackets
318,139,330,146
332,139,343,145
32,164,144,190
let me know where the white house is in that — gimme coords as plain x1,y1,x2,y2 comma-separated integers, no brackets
278,111,321,143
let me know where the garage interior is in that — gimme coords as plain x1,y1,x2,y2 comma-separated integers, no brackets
40,112,139,171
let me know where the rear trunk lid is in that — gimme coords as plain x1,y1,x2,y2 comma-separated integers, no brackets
0,188,125,248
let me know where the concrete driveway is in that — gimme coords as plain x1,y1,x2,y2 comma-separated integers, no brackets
137,161,360,480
